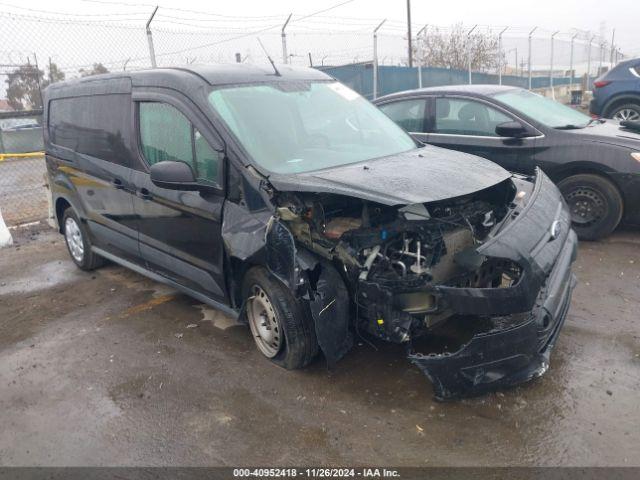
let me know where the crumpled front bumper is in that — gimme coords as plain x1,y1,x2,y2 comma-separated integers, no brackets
409,171,578,400
410,230,577,400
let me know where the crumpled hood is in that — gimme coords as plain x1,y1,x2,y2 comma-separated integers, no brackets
569,120,640,149
267,145,512,206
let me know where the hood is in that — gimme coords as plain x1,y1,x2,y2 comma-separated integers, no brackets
267,145,512,206
568,120,640,150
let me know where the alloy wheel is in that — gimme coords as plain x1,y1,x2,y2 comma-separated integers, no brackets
64,217,85,263
613,108,640,122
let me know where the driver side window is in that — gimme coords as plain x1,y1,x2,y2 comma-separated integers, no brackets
138,102,221,185
435,98,512,137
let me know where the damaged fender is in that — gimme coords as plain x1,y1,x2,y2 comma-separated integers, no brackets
308,263,353,366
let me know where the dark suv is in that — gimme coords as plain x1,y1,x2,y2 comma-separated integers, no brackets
44,65,577,399
590,57,640,121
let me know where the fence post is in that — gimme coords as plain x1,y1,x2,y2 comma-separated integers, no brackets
281,13,292,64
569,33,578,88
550,31,559,99
417,24,428,88
498,27,508,85
372,19,386,99
528,26,537,90
146,6,158,68
467,24,478,85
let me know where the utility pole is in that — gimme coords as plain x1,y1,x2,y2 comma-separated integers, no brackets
146,6,159,68
416,24,428,88
406,0,413,67
528,26,537,90
467,24,478,84
281,13,292,64
373,19,386,99
498,27,508,85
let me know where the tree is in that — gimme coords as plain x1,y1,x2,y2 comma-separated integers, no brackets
47,62,66,84
5,64,45,111
415,24,504,72
4,61,67,111
79,63,109,77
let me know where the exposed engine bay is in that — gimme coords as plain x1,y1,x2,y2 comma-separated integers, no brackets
222,166,577,400
275,178,523,344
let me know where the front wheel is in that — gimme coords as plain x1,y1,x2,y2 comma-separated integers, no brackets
557,174,623,241
242,267,319,369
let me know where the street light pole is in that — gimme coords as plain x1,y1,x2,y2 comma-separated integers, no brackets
498,26,508,85
281,13,292,64
569,33,578,88
373,19,386,100
467,24,478,84
528,26,537,90
406,0,413,68
417,24,428,88
550,31,559,98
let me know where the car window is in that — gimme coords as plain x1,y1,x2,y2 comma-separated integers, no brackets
138,102,220,184
378,99,426,133
49,94,132,165
434,98,512,137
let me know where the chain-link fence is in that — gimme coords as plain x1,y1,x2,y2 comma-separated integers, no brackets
0,5,631,225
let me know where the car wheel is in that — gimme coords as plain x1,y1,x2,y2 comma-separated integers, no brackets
242,267,319,369
609,103,640,122
557,174,623,241
62,208,105,270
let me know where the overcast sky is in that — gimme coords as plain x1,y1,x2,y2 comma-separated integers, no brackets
11,0,637,54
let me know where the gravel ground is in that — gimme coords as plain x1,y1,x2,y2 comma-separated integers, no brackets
0,225,638,467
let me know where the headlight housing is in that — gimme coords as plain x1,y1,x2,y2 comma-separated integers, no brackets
632,152,640,162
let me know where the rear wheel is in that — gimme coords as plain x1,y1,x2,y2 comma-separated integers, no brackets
557,174,623,241
608,103,640,122
242,267,318,369
62,209,105,270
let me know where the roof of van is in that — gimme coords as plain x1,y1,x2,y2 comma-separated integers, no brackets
45,63,333,98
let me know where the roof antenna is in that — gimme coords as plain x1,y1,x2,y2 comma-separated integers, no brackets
257,38,281,76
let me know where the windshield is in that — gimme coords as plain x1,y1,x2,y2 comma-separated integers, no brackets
207,81,416,174
493,89,591,129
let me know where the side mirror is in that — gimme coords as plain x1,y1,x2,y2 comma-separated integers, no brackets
150,161,200,191
495,121,530,138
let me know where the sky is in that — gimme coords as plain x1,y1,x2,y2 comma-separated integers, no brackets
7,0,636,53
5,0,640,54
0,0,638,84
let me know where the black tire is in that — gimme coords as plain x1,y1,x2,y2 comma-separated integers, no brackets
557,174,623,241
606,103,640,122
241,266,319,369
61,208,105,271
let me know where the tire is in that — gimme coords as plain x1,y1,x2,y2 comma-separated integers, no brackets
607,103,640,122
242,266,319,369
557,174,623,241
61,208,105,271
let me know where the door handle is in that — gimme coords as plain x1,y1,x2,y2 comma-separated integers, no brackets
138,188,152,200
111,178,124,189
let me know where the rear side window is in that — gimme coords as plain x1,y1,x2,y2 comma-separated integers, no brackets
379,99,427,133
48,94,132,165
138,102,220,185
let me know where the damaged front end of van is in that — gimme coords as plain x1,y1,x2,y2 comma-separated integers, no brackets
221,146,577,400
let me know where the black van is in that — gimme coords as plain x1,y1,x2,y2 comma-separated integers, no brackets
44,64,577,399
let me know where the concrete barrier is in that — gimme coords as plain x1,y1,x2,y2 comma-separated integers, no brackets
0,207,13,248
